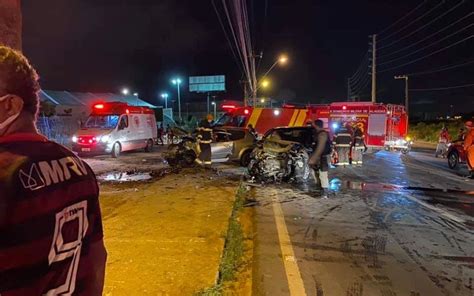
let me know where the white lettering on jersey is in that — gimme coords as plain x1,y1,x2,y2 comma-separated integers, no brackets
19,156,89,191
46,200,88,296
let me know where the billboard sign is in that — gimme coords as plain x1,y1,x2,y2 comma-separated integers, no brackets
189,75,225,93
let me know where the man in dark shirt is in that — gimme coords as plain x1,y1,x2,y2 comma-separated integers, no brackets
308,120,331,195
0,46,106,295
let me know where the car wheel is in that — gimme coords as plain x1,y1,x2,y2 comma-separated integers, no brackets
145,139,153,152
111,142,121,158
181,150,196,166
240,149,252,167
447,151,459,170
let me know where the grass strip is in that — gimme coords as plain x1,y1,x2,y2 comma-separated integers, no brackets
197,184,248,295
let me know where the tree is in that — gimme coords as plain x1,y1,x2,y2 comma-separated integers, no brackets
0,0,22,51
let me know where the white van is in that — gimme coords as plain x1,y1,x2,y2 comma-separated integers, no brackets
72,102,157,157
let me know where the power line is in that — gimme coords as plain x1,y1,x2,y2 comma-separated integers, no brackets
378,23,473,66
411,83,474,91
377,1,427,35
379,1,446,42
406,59,474,76
379,12,473,59
349,56,370,85
378,1,468,50
378,34,473,73
211,0,245,76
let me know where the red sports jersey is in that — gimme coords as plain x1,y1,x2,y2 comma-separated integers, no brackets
0,133,106,295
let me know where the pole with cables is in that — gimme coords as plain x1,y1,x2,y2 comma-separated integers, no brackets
394,75,409,116
371,34,377,103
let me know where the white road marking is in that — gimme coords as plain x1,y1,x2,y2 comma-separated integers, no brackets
272,199,307,296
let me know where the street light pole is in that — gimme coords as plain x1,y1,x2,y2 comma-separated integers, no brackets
211,101,217,119
171,78,182,120
161,93,169,109
394,75,409,116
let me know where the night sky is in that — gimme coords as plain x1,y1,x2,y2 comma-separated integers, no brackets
22,0,473,115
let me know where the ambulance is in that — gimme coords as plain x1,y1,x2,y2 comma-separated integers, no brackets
216,102,409,151
72,102,157,157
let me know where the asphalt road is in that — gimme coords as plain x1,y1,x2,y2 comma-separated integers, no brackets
251,150,474,296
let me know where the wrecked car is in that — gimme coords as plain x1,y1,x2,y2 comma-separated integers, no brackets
246,126,314,183
164,127,256,167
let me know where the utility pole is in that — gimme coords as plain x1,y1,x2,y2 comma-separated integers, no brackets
394,75,409,116
371,34,377,103
347,78,351,101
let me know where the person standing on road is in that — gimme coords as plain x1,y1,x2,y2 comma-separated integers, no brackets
166,124,174,144
247,123,258,141
308,120,331,195
333,123,352,166
352,124,365,166
196,114,214,167
435,126,451,158
157,123,164,146
463,121,474,179
0,46,106,295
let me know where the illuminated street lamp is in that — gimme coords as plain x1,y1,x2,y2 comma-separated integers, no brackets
161,93,169,109
261,54,289,80
121,88,130,95
261,80,270,89
171,78,182,120
133,92,138,97
211,101,217,119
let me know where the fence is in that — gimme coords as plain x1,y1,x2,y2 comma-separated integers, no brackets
37,115,81,147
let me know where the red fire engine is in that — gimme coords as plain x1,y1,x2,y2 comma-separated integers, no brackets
217,102,409,151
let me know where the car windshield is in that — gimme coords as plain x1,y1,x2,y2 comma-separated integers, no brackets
267,128,314,147
215,113,246,127
84,115,120,129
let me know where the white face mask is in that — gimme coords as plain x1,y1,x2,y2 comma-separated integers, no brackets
0,94,21,133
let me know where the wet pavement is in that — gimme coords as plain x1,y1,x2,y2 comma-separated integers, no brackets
252,151,474,296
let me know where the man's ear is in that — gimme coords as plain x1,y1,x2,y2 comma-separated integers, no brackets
6,95,24,115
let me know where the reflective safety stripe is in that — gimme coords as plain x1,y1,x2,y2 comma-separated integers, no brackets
202,128,213,132
336,133,352,137
335,162,349,166
248,108,263,128
336,144,351,147
294,110,308,126
195,158,203,164
204,161,212,165
200,140,212,144
289,110,299,126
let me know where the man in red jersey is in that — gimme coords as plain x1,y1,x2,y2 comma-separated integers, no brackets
0,46,106,295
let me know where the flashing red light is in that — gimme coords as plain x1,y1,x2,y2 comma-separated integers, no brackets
222,104,237,109
126,109,130,114
244,109,250,115
94,104,104,109
342,105,347,110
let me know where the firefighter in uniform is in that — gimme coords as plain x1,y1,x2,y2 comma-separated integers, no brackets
352,124,365,166
463,121,474,179
0,46,106,295
196,114,214,167
333,123,352,166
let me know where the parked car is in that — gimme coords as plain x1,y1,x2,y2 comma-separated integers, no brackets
165,127,256,166
447,140,467,170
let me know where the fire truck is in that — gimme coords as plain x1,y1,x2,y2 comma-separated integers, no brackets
216,102,410,151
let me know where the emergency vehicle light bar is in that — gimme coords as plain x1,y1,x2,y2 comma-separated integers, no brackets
94,104,105,109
